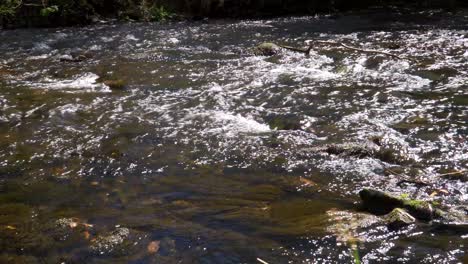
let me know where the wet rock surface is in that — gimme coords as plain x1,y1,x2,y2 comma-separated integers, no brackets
89,227,132,255
385,208,416,229
311,142,413,164
327,209,382,243
359,188,468,230
359,189,435,221
253,42,282,56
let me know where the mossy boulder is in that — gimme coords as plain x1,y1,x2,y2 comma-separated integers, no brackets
103,79,126,90
401,198,435,221
385,208,415,229
359,189,403,215
327,209,381,243
266,114,302,130
253,42,281,56
359,189,436,221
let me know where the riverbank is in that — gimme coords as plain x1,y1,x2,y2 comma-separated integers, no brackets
1,0,468,28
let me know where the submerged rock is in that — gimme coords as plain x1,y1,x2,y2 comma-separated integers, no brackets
58,54,89,62
327,209,381,243
103,79,126,90
350,189,465,232
266,114,302,130
428,206,468,233
359,189,435,221
50,217,91,241
359,188,403,215
436,205,468,224
324,143,374,158
385,208,415,229
312,142,413,164
90,227,131,256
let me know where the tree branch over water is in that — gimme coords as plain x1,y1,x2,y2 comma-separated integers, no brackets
309,40,414,61
263,40,415,62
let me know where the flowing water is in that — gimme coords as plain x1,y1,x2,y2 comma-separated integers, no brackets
0,9,467,263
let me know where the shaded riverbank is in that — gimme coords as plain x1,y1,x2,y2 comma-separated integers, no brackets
1,0,468,28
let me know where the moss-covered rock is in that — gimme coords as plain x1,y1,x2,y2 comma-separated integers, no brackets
359,189,435,221
385,208,415,229
103,79,127,90
253,42,282,56
402,198,435,221
359,189,403,215
327,209,381,243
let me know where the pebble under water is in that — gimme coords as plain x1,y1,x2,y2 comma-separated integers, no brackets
0,9,467,263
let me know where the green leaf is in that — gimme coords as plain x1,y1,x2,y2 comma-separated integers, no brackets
40,5,59,17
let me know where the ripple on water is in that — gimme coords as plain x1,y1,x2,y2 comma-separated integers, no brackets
37,73,111,93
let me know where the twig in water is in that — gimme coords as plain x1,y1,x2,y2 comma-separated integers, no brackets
385,168,404,177
435,170,467,178
396,179,431,187
385,168,430,188
257,257,270,264
312,40,412,61
277,44,313,55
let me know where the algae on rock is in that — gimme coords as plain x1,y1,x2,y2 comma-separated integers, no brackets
385,208,416,229
359,188,436,221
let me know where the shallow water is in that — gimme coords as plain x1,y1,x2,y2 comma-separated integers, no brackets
0,9,467,263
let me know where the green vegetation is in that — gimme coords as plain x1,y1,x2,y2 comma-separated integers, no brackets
1,0,177,27
359,189,436,221
40,5,59,17
1,0,467,28
352,246,361,264
148,5,174,21
402,198,426,208
0,0,21,20
399,193,410,199
0,0,18,14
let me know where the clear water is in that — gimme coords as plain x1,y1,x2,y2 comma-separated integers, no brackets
0,9,467,263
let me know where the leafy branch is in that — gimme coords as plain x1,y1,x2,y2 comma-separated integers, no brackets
0,0,22,17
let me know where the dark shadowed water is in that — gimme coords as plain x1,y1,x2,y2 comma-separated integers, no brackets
0,9,467,263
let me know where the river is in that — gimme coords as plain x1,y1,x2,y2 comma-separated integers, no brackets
0,9,467,263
